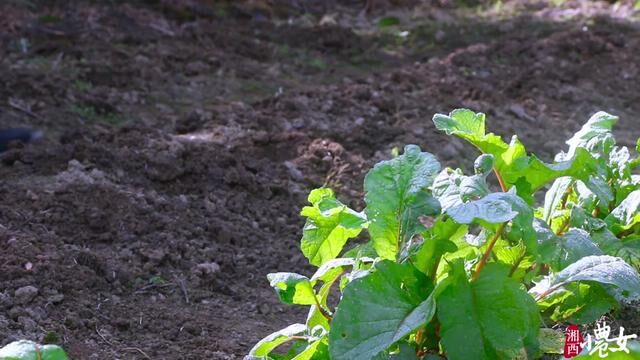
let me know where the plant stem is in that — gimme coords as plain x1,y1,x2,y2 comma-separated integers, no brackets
560,186,572,210
473,222,507,281
312,293,332,322
534,285,560,302
493,168,508,192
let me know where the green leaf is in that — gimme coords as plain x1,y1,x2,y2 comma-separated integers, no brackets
311,258,372,283
563,111,618,159
433,109,599,197
613,237,640,270
504,148,597,199
583,175,614,212
547,283,617,324
543,177,573,223
342,241,378,258
474,154,495,176
267,273,316,305
373,343,420,360
431,168,490,211
493,240,534,281
446,190,536,253
377,16,400,28
446,192,518,225
291,337,329,360
433,109,486,138
538,328,565,355
413,216,461,277
606,190,640,233
545,229,604,271
609,146,632,179
535,218,562,266
248,324,307,358
308,259,376,332
329,261,435,360
569,209,640,269
301,188,367,266
0,341,68,360
364,145,441,260
494,191,537,253
437,262,539,360
530,255,640,299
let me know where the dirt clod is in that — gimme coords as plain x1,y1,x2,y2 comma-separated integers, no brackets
14,286,38,305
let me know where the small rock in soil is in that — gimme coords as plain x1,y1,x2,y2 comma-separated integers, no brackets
0,291,14,308
18,316,37,332
47,294,65,304
283,161,304,181
9,307,27,320
14,286,38,304
194,262,221,277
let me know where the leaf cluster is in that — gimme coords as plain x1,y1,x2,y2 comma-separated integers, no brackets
247,109,640,359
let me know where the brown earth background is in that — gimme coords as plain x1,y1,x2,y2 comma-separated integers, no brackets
1,0,640,359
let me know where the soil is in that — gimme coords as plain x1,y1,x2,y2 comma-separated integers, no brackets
0,0,639,359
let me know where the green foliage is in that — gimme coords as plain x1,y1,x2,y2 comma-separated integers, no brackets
364,145,441,260
0,341,68,360
248,109,640,359
378,17,401,28
329,261,435,360
301,188,367,266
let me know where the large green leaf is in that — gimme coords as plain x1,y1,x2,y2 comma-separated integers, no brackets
431,168,490,211
493,191,537,253
504,148,597,199
372,343,421,360
364,145,441,260
612,236,640,270
291,337,329,360
543,177,573,223
433,109,599,198
413,216,461,277
530,255,640,300
307,258,377,331
445,191,536,253
437,262,539,360
609,146,632,179
248,324,307,358
329,261,435,360
569,209,640,269
493,240,534,281
576,176,614,214
301,188,367,266
267,273,316,305
563,111,618,159
606,190,640,233
541,283,618,324
540,228,604,271
538,328,565,355
445,192,517,225
0,341,68,360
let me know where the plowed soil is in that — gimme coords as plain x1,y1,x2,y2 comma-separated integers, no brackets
1,0,639,358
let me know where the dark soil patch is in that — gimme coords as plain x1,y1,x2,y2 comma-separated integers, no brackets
0,0,639,358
